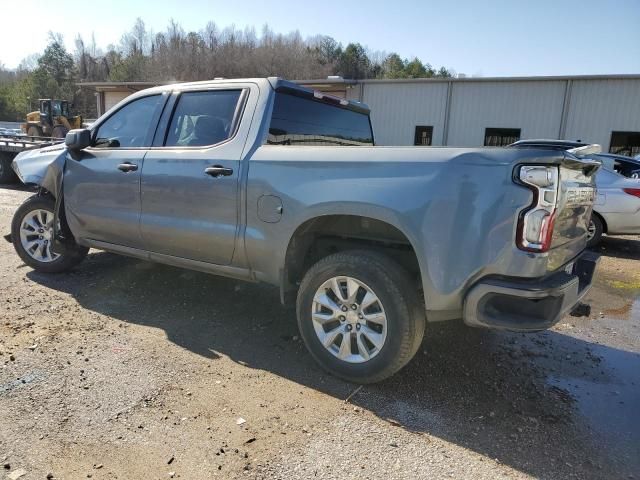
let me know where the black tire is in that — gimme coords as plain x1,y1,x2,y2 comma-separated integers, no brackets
27,126,42,137
587,214,604,248
11,195,88,273
51,125,68,139
0,153,18,183
296,250,425,384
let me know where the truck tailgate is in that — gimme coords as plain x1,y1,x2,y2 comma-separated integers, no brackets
547,158,599,271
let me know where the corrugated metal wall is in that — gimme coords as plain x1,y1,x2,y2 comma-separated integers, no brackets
564,79,640,151
357,78,640,149
359,82,449,146
447,81,566,146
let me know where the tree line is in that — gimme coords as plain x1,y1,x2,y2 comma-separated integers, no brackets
0,19,454,120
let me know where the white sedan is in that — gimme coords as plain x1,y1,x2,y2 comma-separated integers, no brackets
588,153,640,246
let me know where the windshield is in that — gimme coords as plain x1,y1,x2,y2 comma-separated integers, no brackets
51,101,62,117
595,155,640,179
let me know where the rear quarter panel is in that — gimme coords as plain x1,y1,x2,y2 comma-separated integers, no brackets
244,146,567,314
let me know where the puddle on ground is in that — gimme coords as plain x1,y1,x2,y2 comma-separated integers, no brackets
548,298,640,470
600,295,640,324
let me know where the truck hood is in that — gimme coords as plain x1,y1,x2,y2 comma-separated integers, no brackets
12,144,67,197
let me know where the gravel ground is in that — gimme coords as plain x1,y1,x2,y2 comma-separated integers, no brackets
0,185,638,480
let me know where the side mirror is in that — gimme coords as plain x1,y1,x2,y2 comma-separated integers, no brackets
65,129,91,151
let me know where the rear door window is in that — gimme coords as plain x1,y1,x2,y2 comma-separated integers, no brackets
613,158,640,178
165,90,243,147
94,94,163,148
268,93,373,146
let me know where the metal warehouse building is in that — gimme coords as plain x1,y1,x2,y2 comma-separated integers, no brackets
302,74,640,155
81,74,640,155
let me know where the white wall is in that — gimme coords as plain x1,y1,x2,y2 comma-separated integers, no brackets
564,79,640,151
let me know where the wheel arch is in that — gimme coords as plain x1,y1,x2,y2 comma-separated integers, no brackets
280,213,426,306
592,210,608,233
11,193,88,272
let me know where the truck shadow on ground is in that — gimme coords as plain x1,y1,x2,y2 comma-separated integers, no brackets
27,251,640,480
591,235,640,261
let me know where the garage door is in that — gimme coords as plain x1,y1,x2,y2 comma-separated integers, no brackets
104,92,133,113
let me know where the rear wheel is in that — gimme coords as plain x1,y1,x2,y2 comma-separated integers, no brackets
587,214,604,248
11,195,88,273
296,250,425,384
51,125,68,139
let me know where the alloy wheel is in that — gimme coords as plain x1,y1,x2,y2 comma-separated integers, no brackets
311,276,388,363
19,208,59,263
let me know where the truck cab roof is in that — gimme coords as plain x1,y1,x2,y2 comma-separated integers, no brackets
139,77,371,115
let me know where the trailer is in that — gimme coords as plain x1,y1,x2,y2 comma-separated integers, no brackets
0,135,60,183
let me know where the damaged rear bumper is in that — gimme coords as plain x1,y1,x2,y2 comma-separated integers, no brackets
463,250,600,332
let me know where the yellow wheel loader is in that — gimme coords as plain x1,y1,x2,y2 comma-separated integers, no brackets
22,99,83,139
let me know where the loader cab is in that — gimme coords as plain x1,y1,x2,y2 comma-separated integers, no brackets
39,99,70,123
39,99,51,126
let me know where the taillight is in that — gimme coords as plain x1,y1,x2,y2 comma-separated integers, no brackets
623,188,640,198
516,165,559,253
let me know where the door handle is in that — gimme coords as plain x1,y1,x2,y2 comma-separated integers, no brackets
204,165,233,177
117,162,138,172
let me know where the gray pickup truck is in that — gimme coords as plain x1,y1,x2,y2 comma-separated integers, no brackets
9,77,600,383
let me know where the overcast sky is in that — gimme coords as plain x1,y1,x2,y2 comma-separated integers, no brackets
1,0,638,77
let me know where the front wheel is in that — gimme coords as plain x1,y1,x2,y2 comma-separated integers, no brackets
296,250,425,384
11,195,88,273
27,126,42,137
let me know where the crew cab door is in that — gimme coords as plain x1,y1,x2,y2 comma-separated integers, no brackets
139,85,255,265
64,94,167,248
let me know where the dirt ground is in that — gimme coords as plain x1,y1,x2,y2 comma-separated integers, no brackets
0,185,638,480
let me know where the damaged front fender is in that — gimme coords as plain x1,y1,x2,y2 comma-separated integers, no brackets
11,144,76,254
12,144,67,197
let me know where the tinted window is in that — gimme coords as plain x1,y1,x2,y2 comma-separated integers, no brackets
609,131,640,157
594,155,640,179
612,159,640,178
268,93,373,146
94,95,162,148
414,126,433,146
165,90,242,147
484,128,521,146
